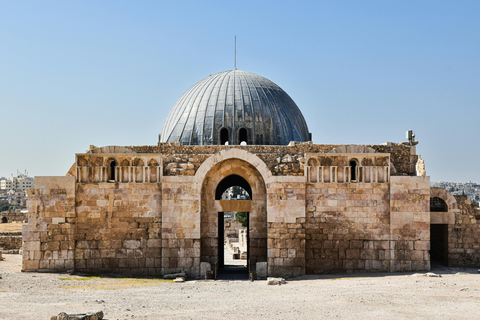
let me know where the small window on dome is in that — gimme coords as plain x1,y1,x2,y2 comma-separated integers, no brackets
220,128,229,145
239,128,248,145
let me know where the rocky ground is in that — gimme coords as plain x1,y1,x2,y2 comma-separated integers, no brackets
1,254,479,319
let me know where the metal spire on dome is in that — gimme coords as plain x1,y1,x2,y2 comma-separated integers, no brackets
234,35,237,70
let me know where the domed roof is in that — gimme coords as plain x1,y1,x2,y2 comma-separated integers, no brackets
160,70,310,145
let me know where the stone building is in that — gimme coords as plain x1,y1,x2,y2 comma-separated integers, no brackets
22,70,480,278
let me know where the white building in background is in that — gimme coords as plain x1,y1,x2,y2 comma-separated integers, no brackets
0,171,34,192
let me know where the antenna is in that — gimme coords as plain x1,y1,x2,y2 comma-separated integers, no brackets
234,35,237,70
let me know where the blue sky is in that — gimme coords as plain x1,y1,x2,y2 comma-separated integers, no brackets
1,1,479,182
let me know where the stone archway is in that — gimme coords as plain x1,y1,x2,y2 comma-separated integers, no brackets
430,187,459,266
198,157,267,274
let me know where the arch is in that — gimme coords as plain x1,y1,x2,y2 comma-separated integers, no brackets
430,187,458,211
133,158,144,166
194,148,272,190
77,157,87,166
238,127,248,145
215,175,252,200
89,157,103,166
148,159,158,167
430,197,448,212
198,151,268,272
307,158,318,167
121,159,130,167
1,217,7,223
361,158,372,166
219,127,229,145
321,157,332,167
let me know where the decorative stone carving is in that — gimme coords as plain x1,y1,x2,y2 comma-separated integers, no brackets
416,155,426,177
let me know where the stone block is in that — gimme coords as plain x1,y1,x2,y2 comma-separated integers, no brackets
200,262,211,277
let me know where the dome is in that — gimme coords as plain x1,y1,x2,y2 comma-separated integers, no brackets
160,70,310,145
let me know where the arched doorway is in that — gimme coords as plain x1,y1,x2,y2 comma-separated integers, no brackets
215,175,252,275
1,216,7,223
430,196,449,265
200,158,267,279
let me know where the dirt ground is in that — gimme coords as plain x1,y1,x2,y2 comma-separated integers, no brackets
0,254,479,320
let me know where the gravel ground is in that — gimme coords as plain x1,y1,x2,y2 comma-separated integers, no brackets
1,254,479,320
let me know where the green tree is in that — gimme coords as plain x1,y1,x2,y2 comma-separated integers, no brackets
235,212,248,227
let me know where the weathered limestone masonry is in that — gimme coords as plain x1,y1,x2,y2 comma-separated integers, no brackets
389,176,430,271
0,232,22,253
448,195,480,267
0,211,27,223
75,183,162,275
23,176,75,272
21,141,479,277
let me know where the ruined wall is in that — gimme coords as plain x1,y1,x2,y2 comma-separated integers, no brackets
0,212,27,223
75,183,162,275
305,182,391,273
448,196,480,267
0,231,22,253
389,176,430,271
22,176,76,272
224,219,243,239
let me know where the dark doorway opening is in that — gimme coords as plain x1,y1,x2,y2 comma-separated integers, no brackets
217,211,249,280
430,224,448,266
1,217,7,223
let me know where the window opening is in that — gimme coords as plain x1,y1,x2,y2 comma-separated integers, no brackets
220,128,229,145
215,175,252,200
110,161,116,181
350,160,357,181
238,128,248,145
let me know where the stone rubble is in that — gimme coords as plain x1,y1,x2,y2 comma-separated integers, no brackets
50,311,103,320
267,277,286,285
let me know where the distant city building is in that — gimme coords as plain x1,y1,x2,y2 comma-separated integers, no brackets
0,171,34,192
431,181,480,203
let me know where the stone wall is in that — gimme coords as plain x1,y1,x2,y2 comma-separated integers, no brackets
75,183,162,275
304,182,391,273
389,176,430,271
22,176,76,272
1,212,27,223
23,144,429,278
161,176,199,278
448,196,480,267
0,231,22,253
224,218,243,239
268,220,306,278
